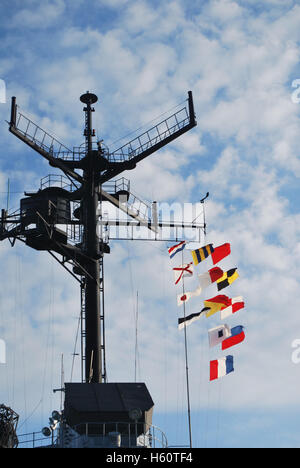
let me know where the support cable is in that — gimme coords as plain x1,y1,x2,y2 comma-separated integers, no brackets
134,291,139,383
109,99,187,148
181,249,193,449
70,312,81,382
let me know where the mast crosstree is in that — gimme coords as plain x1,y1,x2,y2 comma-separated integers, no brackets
0,91,204,387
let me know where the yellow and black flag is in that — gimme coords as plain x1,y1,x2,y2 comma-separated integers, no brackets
217,268,239,291
191,244,214,265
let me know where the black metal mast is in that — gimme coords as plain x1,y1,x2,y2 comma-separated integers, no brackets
80,92,102,383
1,90,202,391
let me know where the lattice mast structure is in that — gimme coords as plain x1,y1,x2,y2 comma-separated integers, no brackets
0,91,203,386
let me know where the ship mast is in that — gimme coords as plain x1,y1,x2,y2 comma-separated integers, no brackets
80,92,102,383
0,91,205,447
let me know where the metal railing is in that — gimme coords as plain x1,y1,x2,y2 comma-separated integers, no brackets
40,174,77,192
15,111,72,160
101,177,130,195
17,422,168,448
17,430,57,448
63,421,168,448
109,106,189,163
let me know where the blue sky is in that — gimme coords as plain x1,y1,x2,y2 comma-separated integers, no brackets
1,0,300,448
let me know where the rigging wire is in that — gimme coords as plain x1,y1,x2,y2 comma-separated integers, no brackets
173,246,188,447
11,252,18,410
161,245,169,435
134,291,139,383
6,178,10,211
203,221,224,448
60,354,64,412
50,262,56,415
109,98,187,149
18,399,43,431
125,225,141,382
181,249,193,449
17,253,28,435
41,257,55,425
0,285,10,402
216,377,222,448
199,225,211,448
203,313,211,448
70,312,81,383
175,241,183,441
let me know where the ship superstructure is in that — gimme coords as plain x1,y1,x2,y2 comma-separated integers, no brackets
0,91,203,448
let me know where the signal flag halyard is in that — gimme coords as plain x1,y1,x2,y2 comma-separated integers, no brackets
167,237,244,382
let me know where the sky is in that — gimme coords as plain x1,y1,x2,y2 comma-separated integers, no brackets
0,0,300,449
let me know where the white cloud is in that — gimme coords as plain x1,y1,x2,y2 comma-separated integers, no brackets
10,0,66,29
204,0,245,23
96,0,129,7
1,0,300,447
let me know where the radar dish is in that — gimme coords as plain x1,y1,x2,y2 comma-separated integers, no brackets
80,92,98,105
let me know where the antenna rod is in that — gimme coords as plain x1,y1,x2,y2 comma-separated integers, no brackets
134,291,139,382
188,91,196,127
10,96,16,128
60,354,64,412
6,179,10,212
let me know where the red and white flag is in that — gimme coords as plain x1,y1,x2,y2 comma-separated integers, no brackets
220,296,244,319
173,262,193,285
198,266,224,290
221,326,245,350
177,284,202,306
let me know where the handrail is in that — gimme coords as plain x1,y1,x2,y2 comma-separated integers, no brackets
14,111,72,159
17,422,168,448
109,107,189,163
